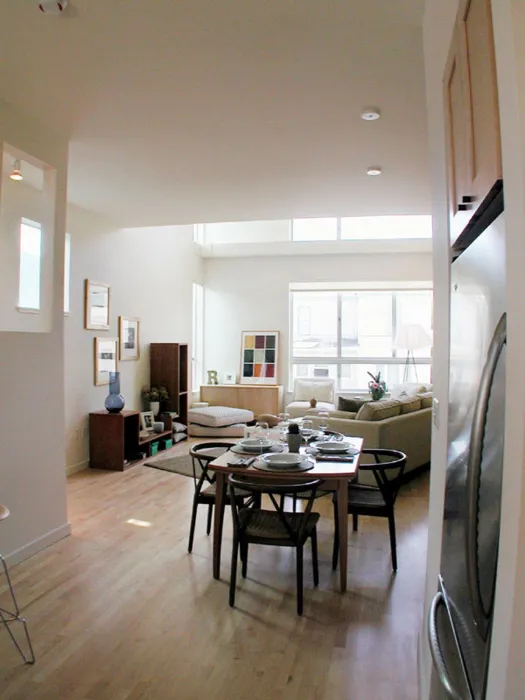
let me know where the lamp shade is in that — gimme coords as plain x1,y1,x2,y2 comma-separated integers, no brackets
393,323,433,351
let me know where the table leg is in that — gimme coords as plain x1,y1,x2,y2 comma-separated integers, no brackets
337,479,349,593
213,471,226,579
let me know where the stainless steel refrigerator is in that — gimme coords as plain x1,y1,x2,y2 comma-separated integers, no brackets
428,211,506,700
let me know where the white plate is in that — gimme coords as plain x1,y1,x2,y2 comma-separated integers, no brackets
260,453,306,468
312,441,359,455
238,438,273,452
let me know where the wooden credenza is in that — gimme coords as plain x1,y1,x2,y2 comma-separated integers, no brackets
200,384,284,416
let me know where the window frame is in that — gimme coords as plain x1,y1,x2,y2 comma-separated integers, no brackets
292,215,432,242
290,287,433,392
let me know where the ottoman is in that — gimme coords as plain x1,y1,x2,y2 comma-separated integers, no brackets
187,405,254,437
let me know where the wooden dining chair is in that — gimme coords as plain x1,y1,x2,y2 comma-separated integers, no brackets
188,442,251,553
228,475,321,616
331,448,407,573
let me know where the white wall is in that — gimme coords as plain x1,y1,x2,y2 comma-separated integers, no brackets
203,252,432,391
0,101,69,564
422,1,525,698
64,209,203,473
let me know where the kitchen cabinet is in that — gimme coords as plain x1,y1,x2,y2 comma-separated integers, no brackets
444,0,502,243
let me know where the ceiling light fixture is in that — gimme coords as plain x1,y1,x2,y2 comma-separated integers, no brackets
361,108,381,121
9,160,24,181
366,166,382,176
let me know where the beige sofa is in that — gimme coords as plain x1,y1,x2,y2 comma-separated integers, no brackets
306,391,432,483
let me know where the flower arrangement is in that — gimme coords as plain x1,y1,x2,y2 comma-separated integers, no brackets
142,385,170,402
367,371,387,401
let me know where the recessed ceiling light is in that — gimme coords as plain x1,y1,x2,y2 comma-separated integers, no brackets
9,159,23,181
366,167,382,176
361,108,381,121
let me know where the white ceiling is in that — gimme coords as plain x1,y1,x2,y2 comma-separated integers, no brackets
0,0,429,227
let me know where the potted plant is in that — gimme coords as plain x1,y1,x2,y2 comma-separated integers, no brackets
142,385,169,416
367,371,387,401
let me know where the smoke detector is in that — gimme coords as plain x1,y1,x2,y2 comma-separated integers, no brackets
38,1,68,14
361,108,381,121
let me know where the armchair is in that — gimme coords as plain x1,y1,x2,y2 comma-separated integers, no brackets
285,378,336,419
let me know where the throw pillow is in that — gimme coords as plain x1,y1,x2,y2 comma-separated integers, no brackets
172,421,187,433
337,396,367,413
355,399,402,422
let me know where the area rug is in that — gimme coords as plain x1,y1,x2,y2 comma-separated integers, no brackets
143,453,198,478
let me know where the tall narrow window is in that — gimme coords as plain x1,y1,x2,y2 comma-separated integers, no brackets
64,233,71,314
192,282,204,389
18,219,42,311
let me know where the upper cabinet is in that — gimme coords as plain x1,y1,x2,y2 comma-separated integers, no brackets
444,0,502,244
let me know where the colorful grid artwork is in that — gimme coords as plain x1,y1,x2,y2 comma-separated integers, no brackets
240,331,279,385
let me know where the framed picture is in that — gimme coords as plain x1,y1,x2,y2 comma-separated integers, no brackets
119,316,140,361
222,371,236,385
140,411,155,432
94,337,118,386
240,331,279,385
85,280,110,330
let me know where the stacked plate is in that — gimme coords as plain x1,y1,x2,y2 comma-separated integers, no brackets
309,440,359,456
255,453,314,473
236,437,274,454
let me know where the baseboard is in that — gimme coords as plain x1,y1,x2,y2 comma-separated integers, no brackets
66,459,89,476
4,523,71,567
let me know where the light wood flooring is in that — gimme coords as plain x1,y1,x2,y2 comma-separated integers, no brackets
0,442,429,700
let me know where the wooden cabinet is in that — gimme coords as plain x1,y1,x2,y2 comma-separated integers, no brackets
444,0,502,243
150,343,188,426
89,410,172,471
200,384,284,416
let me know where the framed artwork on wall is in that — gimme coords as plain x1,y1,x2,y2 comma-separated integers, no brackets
240,331,279,385
119,316,140,361
94,337,118,386
85,280,110,330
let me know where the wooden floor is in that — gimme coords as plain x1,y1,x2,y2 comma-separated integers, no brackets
0,442,429,700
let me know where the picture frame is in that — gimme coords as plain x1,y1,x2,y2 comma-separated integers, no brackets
140,411,155,432
94,337,118,386
119,316,140,361
240,331,279,385
222,371,237,385
85,280,110,330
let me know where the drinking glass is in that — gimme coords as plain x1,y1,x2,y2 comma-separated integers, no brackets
317,410,329,433
255,421,270,445
301,418,314,440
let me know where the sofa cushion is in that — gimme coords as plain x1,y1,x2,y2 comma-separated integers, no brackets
187,405,254,427
397,395,422,414
337,396,367,413
417,391,433,408
294,379,334,403
355,399,402,422
390,382,431,400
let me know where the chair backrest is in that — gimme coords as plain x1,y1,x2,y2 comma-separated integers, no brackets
228,475,321,545
189,442,235,491
293,377,335,403
358,448,407,506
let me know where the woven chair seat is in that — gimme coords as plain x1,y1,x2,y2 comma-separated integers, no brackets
347,485,387,509
201,484,251,500
239,508,319,543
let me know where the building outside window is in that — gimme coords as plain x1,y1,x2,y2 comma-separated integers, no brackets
291,288,433,391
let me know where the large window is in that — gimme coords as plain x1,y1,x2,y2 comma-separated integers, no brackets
291,288,432,391
292,215,432,241
192,282,204,389
18,219,42,311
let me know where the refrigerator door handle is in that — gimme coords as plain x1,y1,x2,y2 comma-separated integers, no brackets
428,592,466,700
466,312,506,640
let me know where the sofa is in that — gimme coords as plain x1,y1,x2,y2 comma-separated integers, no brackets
303,384,433,483
285,378,335,418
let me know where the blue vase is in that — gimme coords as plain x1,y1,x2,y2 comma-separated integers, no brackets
105,372,125,413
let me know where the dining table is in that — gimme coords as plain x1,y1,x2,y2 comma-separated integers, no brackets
209,435,363,593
